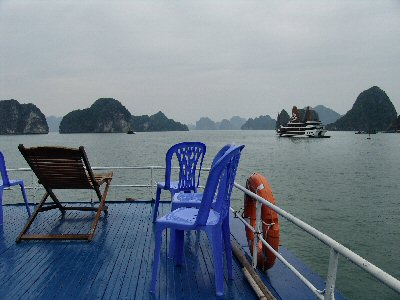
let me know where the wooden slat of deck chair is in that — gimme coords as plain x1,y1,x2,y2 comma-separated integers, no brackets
16,145,113,242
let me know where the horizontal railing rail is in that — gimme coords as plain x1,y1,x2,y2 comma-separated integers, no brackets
5,166,400,299
6,166,209,188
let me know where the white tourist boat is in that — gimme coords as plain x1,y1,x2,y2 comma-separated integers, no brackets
277,106,329,138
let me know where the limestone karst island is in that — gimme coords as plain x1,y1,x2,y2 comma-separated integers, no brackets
0,86,399,134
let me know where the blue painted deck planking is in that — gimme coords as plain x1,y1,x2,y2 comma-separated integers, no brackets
0,202,258,300
1,201,347,300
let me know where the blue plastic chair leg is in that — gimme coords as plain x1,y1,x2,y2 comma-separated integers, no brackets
168,201,177,258
153,187,162,223
168,229,175,259
174,229,184,266
150,226,163,293
19,182,31,217
0,188,3,225
222,219,233,279
211,227,224,296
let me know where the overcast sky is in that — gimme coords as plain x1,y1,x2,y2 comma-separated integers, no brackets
0,1,399,124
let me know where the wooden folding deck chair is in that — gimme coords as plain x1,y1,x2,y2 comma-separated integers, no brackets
16,145,113,242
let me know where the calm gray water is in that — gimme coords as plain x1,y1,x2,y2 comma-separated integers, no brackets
1,131,399,299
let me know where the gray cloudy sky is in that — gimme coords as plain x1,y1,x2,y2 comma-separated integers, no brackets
1,1,399,124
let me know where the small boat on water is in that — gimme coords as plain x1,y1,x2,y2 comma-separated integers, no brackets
277,106,329,138
355,130,377,134
127,129,135,134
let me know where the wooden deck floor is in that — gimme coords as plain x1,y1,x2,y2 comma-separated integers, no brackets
0,202,258,300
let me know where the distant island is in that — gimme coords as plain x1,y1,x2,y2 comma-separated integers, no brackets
241,115,276,130
2,87,399,134
389,116,400,132
60,98,132,133
0,99,48,134
131,111,188,132
326,86,397,131
193,116,247,130
313,105,341,125
276,109,291,129
46,116,62,132
60,98,188,133
192,115,277,130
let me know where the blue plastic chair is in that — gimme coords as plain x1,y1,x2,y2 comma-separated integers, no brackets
168,144,232,256
150,144,244,296
0,151,31,225
170,144,231,211
152,142,206,222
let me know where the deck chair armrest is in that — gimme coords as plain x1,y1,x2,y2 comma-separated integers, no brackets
94,172,113,186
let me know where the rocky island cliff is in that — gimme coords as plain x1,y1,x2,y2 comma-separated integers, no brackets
0,99,48,134
60,98,188,133
327,86,397,131
276,109,291,129
60,98,132,133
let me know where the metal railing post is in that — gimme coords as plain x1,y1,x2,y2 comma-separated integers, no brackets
324,248,339,300
150,167,155,199
252,201,261,269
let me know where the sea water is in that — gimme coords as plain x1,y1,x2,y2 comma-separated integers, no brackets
1,131,399,299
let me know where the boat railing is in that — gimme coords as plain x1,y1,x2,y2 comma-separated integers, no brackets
232,183,400,300
5,166,400,300
6,166,168,201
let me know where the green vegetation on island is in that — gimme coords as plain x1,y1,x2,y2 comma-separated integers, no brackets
0,99,48,135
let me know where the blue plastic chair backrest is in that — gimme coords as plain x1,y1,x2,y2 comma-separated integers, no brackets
0,151,10,186
210,144,231,169
195,144,244,226
164,142,206,191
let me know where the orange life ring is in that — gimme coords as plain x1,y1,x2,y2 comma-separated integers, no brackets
243,173,280,271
